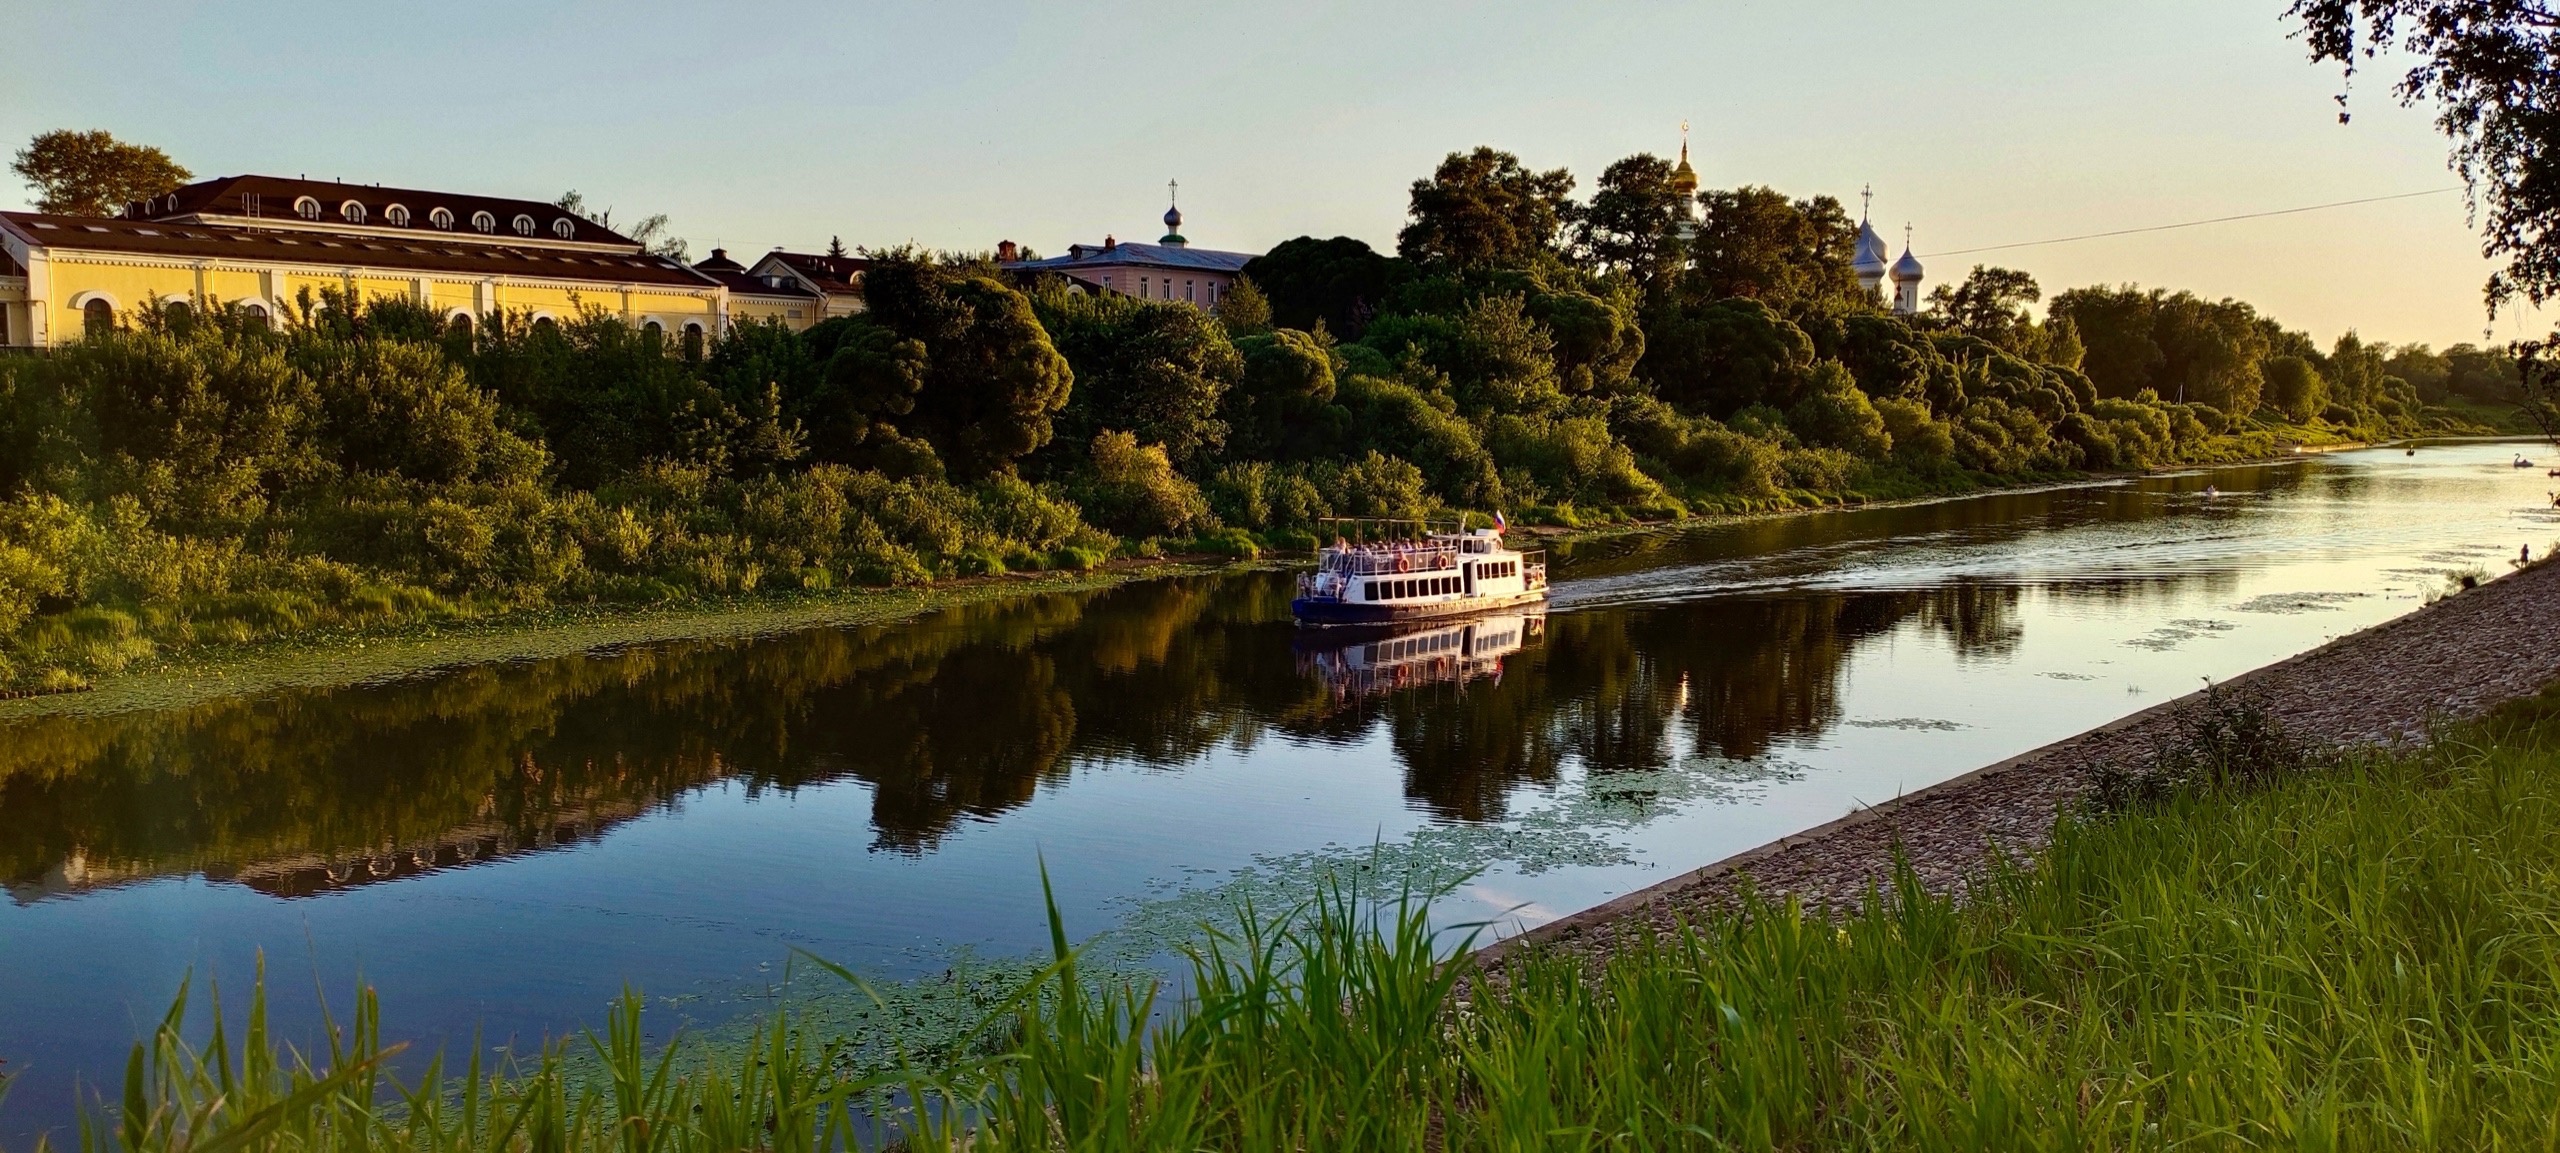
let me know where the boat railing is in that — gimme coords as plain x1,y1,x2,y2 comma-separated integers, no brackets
1322,548,1459,576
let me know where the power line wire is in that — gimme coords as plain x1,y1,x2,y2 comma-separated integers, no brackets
1920,187,2463,259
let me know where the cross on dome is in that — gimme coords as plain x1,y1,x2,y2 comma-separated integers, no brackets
1160,178,1187,246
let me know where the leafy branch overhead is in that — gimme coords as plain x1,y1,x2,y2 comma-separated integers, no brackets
2289,0,2560,439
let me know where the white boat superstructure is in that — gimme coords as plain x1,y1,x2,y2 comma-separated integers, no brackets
1292,525,1547,626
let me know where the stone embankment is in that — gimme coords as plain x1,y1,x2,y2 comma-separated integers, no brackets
1486,556,2560,964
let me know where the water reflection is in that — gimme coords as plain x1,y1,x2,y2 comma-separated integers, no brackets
3,568,2052,899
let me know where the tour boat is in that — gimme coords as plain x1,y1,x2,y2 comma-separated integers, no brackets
1292,521,1548,627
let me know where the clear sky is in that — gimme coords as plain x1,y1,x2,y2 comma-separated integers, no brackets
6,1,2528,348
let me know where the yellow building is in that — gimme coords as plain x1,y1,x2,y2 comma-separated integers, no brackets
0,174,861,348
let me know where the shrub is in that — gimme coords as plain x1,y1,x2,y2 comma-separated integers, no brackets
1186,527,1261,560
1067,430,1214,539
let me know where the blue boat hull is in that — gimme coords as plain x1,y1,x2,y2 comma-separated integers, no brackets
1291,590,1547,627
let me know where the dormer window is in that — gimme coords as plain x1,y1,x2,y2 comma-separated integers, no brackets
385,204,410,227
294,196,322,220
512,214,535,236
428,207,453,230
340,201,367,224
552,218,576,239
471,211,496,233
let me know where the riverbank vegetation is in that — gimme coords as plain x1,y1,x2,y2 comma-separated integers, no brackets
0,145,2525,692
39,678,2560,1149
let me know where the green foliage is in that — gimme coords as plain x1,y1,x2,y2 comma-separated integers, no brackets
1925,264,2044,354
1065,431,1213,540
1639,295,1816,417
2048,285,2271,413
1032,286,1239,467
859,250,1074,479
1210,274,1273,335
1787,361,1892,456
1685,186,1865,314
1236,236,1408,338
1397,146,1577,270
2264,354,2329,422
1224,328,1346,461
1573,152,1691,286
10,128,190,216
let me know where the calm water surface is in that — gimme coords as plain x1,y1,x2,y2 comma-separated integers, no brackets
2,442,2555,1136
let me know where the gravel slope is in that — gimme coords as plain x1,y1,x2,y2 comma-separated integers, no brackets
1485,556,2560,964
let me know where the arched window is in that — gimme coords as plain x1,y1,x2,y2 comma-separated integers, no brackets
340,201,367,224
83,298,115,336
446,312,473,338
642,320,664,337
531,314,559,334
552,218,577,239
471,211,496,233
385,204,411,227
242,303,270,329
294,196,322,220
512,214,536,237
681,322,705,362
428,207,454,230
163,300,192,331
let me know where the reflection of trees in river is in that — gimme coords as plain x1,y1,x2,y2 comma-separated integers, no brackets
1375,582,2023,820
1,573,2030,897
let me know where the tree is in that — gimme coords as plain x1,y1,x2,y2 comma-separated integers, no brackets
1788,360,1892,456
554,190,689,261
2264,355,2328,421
2289,2,2560,439
1033,287,1240,468
1686,187,1864,315
1927,266,2043,353
12,130,190,216
1397,147,1576,269
2048,287,2165,399
1225,328,1346,460
861,250,1074,479
2152,293,2268,414
827,235,849,259
1213,274,1273,335
1638,296,1817,417
1575,153,1689,287
1239,236,1409,338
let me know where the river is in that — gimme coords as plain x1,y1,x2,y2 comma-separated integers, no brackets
1,442,2554,1137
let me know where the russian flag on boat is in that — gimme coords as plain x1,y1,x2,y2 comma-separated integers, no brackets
1493,510,1507,531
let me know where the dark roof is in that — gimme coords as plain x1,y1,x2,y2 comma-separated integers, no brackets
1008,240,1255,275
694,266,817,298
763,251,869,293
128,175,640,248
693,247,746,273
1,211,714,288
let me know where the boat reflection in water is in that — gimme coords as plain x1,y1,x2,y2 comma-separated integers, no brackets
1294,611,1545,705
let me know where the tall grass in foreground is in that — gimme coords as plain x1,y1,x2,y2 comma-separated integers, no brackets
30,683,2560,1151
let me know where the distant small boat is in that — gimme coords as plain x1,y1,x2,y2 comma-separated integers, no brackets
2203,484,2219,498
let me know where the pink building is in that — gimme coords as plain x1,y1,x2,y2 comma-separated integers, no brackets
999,193,1255,309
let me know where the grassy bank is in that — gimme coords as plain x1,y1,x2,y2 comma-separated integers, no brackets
36,677,2560,1150
0,559,1213,721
